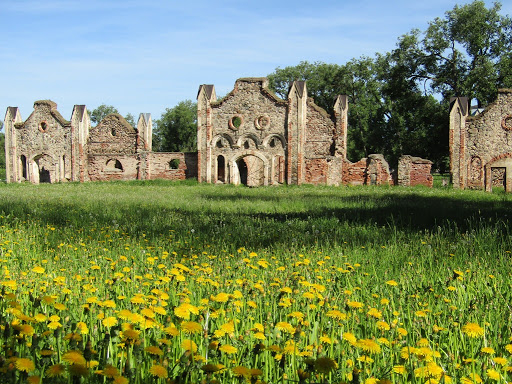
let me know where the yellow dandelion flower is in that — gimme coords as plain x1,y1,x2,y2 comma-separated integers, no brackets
212,292,230,303
326,309,347,320
102,317,118,327
54,303,67,311
232,366,251,377
367,308,382,319
48,321,62,330
101,364,120,378
181,321,202,334
181,339,198,353
364,377,379,384
385,280,398,286
219,344,238,354
462,322,484,338
393,365,407,375
347,300,364,309
461,373,482,383
314,356,337,374
505,344,512,354
15,358,35,373
356,338,381,354
357,355,374,363
140,308,155,318
201,363,224,373
376,321,390,331
481,347,495,355
253,332,266,340
46,364,66,378
275,321,295,334
113,376,129,384
145,346,164,356
34,313,47,322
149,364,168,379
76,322,89,335
62,350,86,365
32,266,45,274
492,357,508,366
69,363,89,377
342,332,357,344
27,376,41,384
163,325,179,337
123,329,140,340
20,324,35,337
487,369,500,381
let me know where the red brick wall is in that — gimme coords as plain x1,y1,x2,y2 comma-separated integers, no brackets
305,158,328,184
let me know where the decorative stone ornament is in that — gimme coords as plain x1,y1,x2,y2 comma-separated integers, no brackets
254,115,270,130
228,115,243,130
501,114,512,131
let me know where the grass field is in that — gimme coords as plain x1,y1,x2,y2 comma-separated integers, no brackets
0,180,511,383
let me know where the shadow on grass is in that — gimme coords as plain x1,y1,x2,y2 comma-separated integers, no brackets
0,183,511,252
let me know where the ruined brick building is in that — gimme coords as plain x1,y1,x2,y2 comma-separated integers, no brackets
3,100,196,183
450,89,512,192
4,77,432,186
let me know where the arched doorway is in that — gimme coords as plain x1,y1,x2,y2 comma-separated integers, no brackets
236,155,265,186
33,154,54,184
217,155,226,183
236,158,248,185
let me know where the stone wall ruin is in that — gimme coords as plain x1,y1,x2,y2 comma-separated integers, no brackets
4,77,433,187
449,89,512,192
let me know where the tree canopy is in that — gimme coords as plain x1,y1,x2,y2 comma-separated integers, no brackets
153,100,197,152
267,1,512,171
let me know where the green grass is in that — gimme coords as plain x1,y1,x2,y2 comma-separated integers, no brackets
0,180,511,383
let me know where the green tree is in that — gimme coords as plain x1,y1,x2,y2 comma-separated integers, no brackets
90,104,119,125
124,113,136,127
154,100,197,152
403,0,512,104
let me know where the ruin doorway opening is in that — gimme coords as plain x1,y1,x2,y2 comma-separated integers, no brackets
236,158,248,185
39,167,51,183
217,155,225,183
20,155,27,180
491,167,506,192
236,155,265,187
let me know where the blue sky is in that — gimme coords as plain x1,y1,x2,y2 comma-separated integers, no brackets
2,0,511,124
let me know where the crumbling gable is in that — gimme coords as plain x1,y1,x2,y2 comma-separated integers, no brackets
197,78,348,186
450,89,512,192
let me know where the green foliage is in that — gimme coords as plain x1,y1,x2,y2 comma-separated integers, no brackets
402,0,512,104
267,1,511,171
124,112,136,127
90,104,119,125
154,100,197,152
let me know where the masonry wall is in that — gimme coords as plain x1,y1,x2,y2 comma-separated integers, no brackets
397,155,433,187
450,89,512,192
88,114,138,155
148,152,198,180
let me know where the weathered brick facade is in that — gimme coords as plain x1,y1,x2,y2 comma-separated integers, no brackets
449,89,512,192
198,78,351,186
3,100,197,183
4,77,433,187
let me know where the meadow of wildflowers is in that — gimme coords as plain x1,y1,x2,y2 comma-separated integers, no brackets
0,180,511,383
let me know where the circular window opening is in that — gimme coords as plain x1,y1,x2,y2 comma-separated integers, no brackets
229,115,243,130
502,115,512,131
255,115,270,130
39,121,48,133
111,128,117,136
